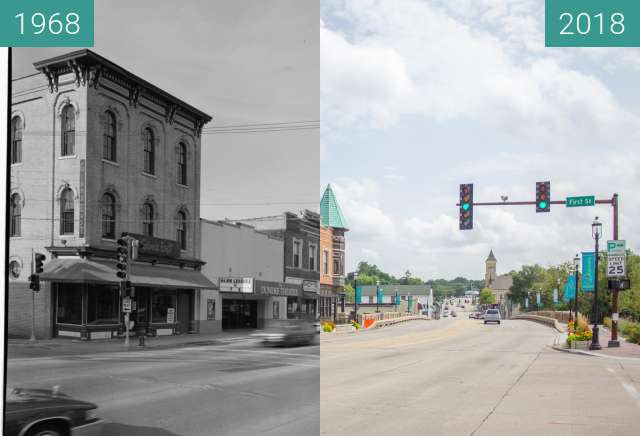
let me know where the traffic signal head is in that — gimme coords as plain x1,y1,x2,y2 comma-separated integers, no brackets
459,184,473,230
29,274,40,292
116,238,129,280
536,181,550,212
35,253,46,274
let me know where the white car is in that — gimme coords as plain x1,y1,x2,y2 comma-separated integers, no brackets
484,309,501,324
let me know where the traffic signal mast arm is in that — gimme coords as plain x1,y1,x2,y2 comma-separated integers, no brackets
456,198,614,206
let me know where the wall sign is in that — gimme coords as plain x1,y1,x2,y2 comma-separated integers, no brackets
219,277,253,293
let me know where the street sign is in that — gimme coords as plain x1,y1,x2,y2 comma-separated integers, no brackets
582,252,595,292
566,196,595,207
607,254,626,277
607,240,626,255
122,296,132,313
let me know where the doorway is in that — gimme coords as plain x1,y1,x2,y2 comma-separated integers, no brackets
222,299,257,329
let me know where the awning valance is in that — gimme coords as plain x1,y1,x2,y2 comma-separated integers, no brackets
40,258,217,290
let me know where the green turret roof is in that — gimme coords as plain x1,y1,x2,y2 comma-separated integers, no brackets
320,184,349,229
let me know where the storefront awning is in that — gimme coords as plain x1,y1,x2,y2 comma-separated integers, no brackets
40,258,218,289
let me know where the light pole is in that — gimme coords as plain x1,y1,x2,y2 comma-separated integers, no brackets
352,272,358,323
376,280,380,313
590,217,602,350
394,286,398,313
573,253,580,335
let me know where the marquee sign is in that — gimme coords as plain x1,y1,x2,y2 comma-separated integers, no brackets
255,280,301,297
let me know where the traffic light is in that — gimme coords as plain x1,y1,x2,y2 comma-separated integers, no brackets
536,181,550,212
35,253,46,274
29,274,40,292
459,183,473,230
116,238,129,280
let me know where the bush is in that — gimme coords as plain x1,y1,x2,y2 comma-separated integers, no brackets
351,321,361,330
603,317,612,329
322,322,335,333
620,322,640,344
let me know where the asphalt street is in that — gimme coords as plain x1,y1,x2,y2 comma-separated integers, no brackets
321,314,640,436
7,337,319,436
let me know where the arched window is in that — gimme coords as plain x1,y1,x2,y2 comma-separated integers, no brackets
178,142,187,185
60,188,74,234
11,117,22,164
103,111,117,161
10,193,21,237
142,203,154,236
61,105,75,156
101,193,116,239
176,211,187,250
143,128,155,174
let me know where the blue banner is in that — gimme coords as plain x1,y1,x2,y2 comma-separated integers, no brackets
355,286,362,304
525,297,529,308
395,293,400,306
564,275,576,300
377,288,383,304
536,292,541,306
408,295,413,311
582,252,595,292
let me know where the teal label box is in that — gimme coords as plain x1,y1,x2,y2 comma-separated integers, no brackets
0,0,93,47
546,0,640,47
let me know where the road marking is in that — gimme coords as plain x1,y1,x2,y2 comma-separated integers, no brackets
606,365,640,408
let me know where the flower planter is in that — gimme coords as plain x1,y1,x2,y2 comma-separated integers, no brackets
571,340,590,350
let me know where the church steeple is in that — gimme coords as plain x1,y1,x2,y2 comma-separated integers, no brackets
485,249,497,287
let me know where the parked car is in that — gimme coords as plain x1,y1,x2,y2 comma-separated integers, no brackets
4,386,103,436
468,312,475,319
475,312,484,319
484,309,501,324
251,319,316,346
451,310,457,317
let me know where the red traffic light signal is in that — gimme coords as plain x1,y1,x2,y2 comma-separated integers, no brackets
536,181,550,213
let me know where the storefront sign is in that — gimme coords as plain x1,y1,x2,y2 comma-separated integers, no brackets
219,277,253,293
303,280,319,294
255,280,301,297
123,232,181,258
207,299,215,320
166,307,175,323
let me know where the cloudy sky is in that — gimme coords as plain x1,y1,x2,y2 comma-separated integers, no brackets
320,0,640,280
13,0,318,220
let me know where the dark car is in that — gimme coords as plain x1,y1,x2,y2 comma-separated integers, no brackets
251,319,316,346
4,387,103,436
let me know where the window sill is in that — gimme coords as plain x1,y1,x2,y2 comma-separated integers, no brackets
142,172,158,180
101,238,117,243
10,162,23,167
176,183,189,189
102,159,119,167
58,155,78,160
59,234,75,239
10,236,23,240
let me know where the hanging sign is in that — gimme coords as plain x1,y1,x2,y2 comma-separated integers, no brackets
582,252,596,292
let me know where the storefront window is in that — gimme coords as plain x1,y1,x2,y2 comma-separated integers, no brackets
273,301,279,319
87,285,119,324
57,283,82,324
152,291,177,323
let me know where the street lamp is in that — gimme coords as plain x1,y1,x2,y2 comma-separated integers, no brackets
573,253,580,335
590,217,602,350
376,280,380,313
352,272,358,323
394,286,398,313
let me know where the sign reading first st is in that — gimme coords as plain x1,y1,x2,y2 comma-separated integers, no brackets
566,196,595,207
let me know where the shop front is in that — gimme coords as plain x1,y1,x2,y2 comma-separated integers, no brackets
42,256,216,340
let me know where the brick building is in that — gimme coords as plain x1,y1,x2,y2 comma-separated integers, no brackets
319,184,348,321
9,50,215,339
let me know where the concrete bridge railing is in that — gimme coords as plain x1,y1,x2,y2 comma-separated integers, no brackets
511,314,565,333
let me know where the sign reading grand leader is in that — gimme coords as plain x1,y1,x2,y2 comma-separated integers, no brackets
254,280,302,297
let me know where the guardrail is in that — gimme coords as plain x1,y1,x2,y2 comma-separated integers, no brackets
360,312,427,329
511,314,564,332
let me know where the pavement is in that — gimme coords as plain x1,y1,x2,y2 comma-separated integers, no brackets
6,330,263,358
553,324,640,359
321,315,640,436
7,335,319,436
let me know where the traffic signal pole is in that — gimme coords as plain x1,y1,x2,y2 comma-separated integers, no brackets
30,249,36,343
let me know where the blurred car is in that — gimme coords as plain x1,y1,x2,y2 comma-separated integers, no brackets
4,386,103,436
484,309,501,324
468,312,475,319
451,310,457,317
251,319,316,346
475,312,484,319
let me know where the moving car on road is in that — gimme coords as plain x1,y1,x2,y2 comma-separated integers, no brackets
484,309,501,324
4,387,103,436
251,319,316,346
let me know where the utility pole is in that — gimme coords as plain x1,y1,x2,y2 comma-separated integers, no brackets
609,193,620,347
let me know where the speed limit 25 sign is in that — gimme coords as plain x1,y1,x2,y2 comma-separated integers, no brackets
607,254,626,277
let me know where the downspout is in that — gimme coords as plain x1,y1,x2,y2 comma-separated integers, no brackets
51,97,56,246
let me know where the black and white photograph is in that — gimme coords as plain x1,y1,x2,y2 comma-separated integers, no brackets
5,1,319,436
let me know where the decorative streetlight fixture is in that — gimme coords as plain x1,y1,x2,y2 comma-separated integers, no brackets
590,217,602,350
352,272,359,323
573,253,580,335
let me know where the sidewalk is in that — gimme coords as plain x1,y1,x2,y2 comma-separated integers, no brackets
553,325,640,359
7,330,257,359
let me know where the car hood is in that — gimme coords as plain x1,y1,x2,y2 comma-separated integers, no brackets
7,387,97,409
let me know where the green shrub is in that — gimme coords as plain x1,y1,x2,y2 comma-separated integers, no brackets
322,323,334,333
603,317,612,329
351,321,361,330
622,323,640,344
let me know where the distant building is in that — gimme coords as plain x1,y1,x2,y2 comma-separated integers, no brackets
484,250,512,303
9,50,214,340
319,184,348,321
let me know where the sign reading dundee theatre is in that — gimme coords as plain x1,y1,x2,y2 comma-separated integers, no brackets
255,281,302,297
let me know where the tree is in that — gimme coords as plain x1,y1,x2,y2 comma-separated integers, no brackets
344,282,355,303
479,287,496,305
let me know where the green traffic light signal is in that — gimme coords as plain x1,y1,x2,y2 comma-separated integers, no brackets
462,203,470,211
538,201,547,209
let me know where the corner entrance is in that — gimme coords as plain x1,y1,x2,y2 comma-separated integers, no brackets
222,299,257,329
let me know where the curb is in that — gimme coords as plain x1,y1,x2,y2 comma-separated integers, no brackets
551,333,640,361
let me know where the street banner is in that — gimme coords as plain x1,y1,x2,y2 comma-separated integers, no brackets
377,288,383,304
525,297,529,309
536,291,541,306
582,252,595,292
395,293,401,306
408,295,413,312
356,286,362,304
564,275,576,300
553,288,558,304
